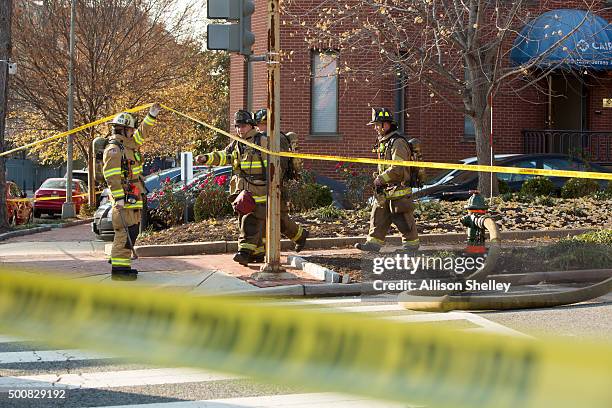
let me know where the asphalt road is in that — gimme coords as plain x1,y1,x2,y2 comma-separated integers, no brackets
1,225,610,407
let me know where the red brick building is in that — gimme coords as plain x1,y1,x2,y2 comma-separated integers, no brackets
229,1,612,178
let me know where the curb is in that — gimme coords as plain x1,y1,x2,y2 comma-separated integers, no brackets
0,226,52,242
287,255,343,283
134,228,595,257
0,218,94,242
224,269,612,297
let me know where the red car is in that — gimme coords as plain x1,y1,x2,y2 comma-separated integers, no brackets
34,178,88,218
6,181,34,226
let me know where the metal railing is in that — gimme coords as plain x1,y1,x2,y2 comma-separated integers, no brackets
523,129,612,164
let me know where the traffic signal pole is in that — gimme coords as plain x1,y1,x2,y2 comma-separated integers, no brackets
206,0,291,279
254,0,291,279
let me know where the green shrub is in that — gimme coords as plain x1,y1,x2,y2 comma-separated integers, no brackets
607,181,612,195
533,195,555,207
498,179,511,195
335,162,371,209
79,203,97,217
560,178,600,198
148,179,185,228
285,181,333,212
414,200,444,220
193,180,232,221
307,204,345,220
563,203,587,218
520,176,556,197
569,229,612,245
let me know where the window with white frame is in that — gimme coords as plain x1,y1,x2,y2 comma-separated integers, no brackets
311,51,338,134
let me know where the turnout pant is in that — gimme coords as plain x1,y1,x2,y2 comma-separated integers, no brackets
238,203,266,255
366,196,419,246
111,207,140,268
239,201,305,257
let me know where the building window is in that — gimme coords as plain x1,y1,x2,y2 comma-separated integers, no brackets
464,115,475,139
311,51,338,134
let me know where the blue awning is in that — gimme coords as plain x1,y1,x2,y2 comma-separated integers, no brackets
511,9,612,70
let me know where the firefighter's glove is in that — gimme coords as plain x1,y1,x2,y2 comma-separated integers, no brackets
373,176,385,188
195,154,207,165
149,103,161,118
114,199,125,209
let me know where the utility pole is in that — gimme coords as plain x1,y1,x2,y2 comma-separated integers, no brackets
62,0,76,219
254,0,292,279
0,0,13,231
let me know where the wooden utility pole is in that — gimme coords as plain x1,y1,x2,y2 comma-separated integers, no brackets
253,0,293,279
0,0,13,231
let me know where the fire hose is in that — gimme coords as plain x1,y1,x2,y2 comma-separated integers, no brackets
398,218,612,311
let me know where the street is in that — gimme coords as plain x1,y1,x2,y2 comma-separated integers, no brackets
1,224,610,407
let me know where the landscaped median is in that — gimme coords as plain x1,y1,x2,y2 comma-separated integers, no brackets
136,196,611,255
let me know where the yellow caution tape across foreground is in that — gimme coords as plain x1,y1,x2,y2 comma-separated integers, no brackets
0,269,610,408
0,104,152,158
162,104,612,181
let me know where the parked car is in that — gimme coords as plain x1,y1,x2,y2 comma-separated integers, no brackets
5,181,34,226
414,153,612,201
33,178,89,218
92,165,215,240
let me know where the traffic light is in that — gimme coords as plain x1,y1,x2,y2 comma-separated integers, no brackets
207,0,255,56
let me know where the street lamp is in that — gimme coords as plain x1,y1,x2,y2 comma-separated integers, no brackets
62,0,76,219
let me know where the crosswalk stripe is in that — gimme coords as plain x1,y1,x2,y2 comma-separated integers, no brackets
384,312,469,323
333,304,405,313
0,368,239,389
0,335,20,343
0,349,111,364
99,392,407,408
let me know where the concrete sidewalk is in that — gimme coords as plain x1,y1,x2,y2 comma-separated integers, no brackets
0,223,338,294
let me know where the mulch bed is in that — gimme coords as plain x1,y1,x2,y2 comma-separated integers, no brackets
139,197,612,246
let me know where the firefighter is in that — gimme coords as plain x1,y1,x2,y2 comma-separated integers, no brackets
103,103,161,280
254,108,308,253
195,110,269,266
355,107,420,253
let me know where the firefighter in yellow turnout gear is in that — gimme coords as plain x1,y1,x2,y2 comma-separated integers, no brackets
196,110,308,266
103,103,160,280
196,110,268,265
356,108,420,253
254,108,308,255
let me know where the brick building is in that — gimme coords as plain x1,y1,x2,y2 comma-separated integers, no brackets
229,1,612,179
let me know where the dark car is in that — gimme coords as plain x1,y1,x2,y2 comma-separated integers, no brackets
414,154,611,201
92,166,224,240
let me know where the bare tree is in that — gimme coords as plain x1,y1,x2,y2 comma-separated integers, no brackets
10,0,199,203
0,0,13,231
284,0,603,196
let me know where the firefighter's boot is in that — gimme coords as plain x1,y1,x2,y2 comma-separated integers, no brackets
233,251,252,266
294,229,309,253
355,241,382,252
111,266,137,281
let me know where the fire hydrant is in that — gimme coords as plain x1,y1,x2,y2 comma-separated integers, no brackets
460,191,500,253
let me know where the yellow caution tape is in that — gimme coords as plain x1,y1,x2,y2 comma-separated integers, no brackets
0,104,152,158
7,189,105,204
162,104,612,181
3,103,610,181
0,269,610,408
